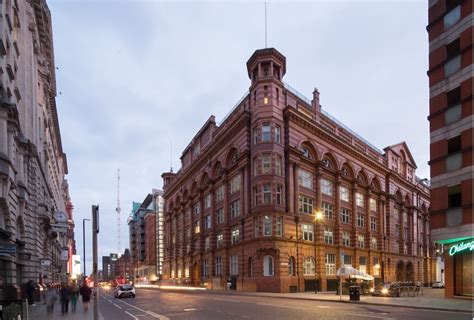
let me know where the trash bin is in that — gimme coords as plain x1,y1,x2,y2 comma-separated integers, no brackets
349,286,360,301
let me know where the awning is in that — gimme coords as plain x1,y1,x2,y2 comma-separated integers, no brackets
336,266,374,281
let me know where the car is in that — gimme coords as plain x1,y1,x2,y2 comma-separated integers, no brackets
432,281,445,288
114,284,135,298
371,283,401,297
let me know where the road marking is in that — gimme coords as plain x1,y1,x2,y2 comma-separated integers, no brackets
346,313,394,320
125,311,139,320
184,308,197,311
113,297,170,320
242,316,251,319
113,303,122,309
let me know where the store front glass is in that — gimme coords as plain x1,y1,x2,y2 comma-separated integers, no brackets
450,239,473,297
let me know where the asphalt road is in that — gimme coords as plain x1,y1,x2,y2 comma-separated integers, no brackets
98,288,473,320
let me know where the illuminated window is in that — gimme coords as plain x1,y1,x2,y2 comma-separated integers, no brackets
263,215,272,236
321,178,333,196
340,186,349,202
298,169,314,189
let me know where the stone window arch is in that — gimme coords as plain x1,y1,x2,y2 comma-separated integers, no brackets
263,255,274,276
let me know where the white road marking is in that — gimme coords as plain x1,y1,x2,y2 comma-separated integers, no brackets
125,311,139,320
184,308,197,311
242,316,251,319
110,295,170,320
346,313,395,320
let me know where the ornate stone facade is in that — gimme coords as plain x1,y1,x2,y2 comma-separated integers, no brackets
0,0,71,296
161,48,433,292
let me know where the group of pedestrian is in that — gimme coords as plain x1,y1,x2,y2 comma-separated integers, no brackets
43,281,92,317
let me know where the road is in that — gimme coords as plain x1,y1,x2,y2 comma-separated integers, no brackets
98,288,472,320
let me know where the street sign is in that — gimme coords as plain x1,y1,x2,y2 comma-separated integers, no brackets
19,253,31,260
0,243,16,255
51,223,68,233
40,259,51,267
60,250,69,261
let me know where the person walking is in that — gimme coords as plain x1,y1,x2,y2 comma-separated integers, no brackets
26,280,36,306
59,283,71,315
79,282,92,312
44,284,58,317
70,281,79,313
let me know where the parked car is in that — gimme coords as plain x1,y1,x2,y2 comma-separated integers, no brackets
432,281,445,288
371,283,401,297
114,284,135,298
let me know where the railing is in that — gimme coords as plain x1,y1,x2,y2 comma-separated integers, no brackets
283,82,384,155
217,91,249,126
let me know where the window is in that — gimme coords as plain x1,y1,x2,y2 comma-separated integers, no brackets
321,178,333,196
448,185,462,208
204,236,210,251
216,208,224,225
193,202,201,216
445,87,461,124
254,187,259,205
215,256,222,276
301,147,312,158
445,39,461,77
193,144,201,157
340,186,349,202
194,221,200,234
298,169,314,189
204,194,212,209
254,217,259,237
303,257,315,275
322,202,334,219
276,216,283,237
358,234,365,248
215,186,224,202
342,231,350,246
404,227,408,240
340,208,350,224
263,215,272,236
263,85,269,104
262,154,271,174
275,126,281,143
231,225,240,244
263,184,272,204
202,259,208,277
325,253,336,275
230,175,241,194
369,198,377,212
446,135,462,171
276,185,282,205
343,255,352,266
230,200,240,219
324,227,333,244
262,124,271,142
204,215,212,229
359,256,367,274
216,232,224,248
357,213,365,227
253,158,258,176
288,257,296,276
253,127,258,145
373,257,380,276
356,192,364,207
230,254,239,275
302,223,314,241
275,156,282,175
371,237,377,250
444,5,460,29
370,216,377,231
263,256,274,276
298,195,314,214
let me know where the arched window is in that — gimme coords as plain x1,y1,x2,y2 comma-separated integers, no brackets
263,256,274,276
322,158,332,168
303,256,315,275
288,256,296,276
301,147,312,159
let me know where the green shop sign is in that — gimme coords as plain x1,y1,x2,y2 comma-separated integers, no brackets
449,240,474,256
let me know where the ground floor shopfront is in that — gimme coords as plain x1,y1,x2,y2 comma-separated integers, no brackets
443,238,473,298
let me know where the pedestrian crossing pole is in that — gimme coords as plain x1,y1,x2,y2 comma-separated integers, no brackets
92,205,100,320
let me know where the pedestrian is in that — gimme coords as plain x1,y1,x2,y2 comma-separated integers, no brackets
79,282,92,312
70,281,79,313
59,283,71,315
26,280,36,306
44,284,58,317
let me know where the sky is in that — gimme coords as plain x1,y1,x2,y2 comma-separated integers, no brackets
48,0,429,274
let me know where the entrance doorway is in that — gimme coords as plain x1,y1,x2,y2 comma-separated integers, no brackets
396,261,405,282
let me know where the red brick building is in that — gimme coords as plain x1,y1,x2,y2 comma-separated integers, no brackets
116,249,132,280
427,0,473,298
162,48,432,292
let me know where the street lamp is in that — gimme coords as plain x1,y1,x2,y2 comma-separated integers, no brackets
314,210,323,293
83,218,91,277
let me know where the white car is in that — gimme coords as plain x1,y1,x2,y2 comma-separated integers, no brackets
432,281,445,288
114,284,136,298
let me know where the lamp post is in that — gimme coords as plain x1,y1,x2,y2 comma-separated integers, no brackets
314,210,323,293
83,218,91,277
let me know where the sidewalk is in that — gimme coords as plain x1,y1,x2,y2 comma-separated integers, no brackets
142,285,473,313
27,298,99,320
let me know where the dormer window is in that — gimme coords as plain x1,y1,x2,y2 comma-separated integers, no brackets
322,158,332,168
301,147,312,159
193,144,200,157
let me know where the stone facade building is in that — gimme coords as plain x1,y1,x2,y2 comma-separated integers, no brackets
116,248,132,280
0,0,71,297
161,48,433,292
427,0,473,297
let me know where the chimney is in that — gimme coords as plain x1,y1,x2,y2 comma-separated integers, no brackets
312,87,321,112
